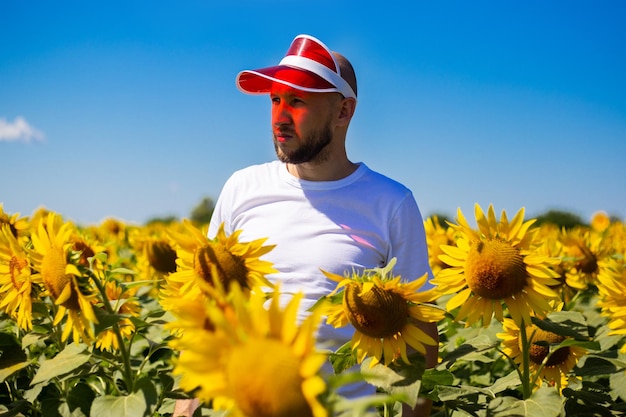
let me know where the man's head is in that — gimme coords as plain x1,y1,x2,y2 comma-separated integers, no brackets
237,35,358,167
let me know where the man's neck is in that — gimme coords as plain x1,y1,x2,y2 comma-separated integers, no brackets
286,158,358,181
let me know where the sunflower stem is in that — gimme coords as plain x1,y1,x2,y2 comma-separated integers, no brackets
519,319,531,399
47,301,66,352
87,270,135,393
495,346,525,387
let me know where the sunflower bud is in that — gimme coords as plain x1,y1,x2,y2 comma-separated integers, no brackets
344,282,408,338
194,243,248,289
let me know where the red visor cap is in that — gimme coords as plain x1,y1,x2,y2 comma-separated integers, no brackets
236,34,357,100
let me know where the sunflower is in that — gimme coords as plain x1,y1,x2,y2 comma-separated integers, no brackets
80,217,131,267
164,290,216,337
497,317,587,391
28,206,52,232
596,260,626,353
29,212,98,343
531,225,584,304
129,223,178,286
170,279,328,417
424,215,458,275
95,280,140,352
98,217,128,242
607,221,626,261
0,224,35,330
163,220,276,305
560,226,616,290
0,204,30,240
70,230,108,278
590,211,611,233
322,258,444,367
432,204,561,327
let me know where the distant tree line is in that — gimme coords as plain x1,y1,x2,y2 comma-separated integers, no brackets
146,197,214,226
533,210,586,229
426,209,591,230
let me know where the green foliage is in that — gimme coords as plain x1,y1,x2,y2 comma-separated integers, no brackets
534,209,586,229
145,215,179,226
189,197,215,225
362,355,426,408
30,343,90,385
143,196,215,226
0,258,182,417
487,385,562,417
426,213,452,227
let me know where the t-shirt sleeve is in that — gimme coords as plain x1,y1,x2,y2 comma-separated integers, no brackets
208,172,239,238
388,192,435,291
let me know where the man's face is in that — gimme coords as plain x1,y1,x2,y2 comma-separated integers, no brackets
270,84,339,164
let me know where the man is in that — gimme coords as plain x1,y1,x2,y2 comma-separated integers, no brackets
176,34,437,417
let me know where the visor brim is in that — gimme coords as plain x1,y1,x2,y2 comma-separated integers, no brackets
236,65,338,95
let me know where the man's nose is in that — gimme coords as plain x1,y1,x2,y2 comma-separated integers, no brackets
272,106,291,126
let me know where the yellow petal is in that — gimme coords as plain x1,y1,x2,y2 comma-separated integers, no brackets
447,288,471,311
55,282,73,305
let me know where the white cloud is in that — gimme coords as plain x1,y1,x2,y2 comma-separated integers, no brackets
0,116,45,143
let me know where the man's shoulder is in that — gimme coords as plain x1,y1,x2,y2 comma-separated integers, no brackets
360,164,412,197
229,160,281,181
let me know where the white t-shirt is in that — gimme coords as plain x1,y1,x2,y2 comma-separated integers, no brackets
209,160,433,349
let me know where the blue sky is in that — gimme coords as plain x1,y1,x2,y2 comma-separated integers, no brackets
2,1,625,226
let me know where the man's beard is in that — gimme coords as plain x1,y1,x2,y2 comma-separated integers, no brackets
273,123,333,165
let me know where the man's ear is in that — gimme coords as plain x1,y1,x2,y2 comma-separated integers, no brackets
337,97,356,127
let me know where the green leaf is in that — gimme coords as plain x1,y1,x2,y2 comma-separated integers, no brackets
134,375,158,415
575,355,618,376
67,381,95,416
562,381,617,414
0,333,29,382
90,392,148,417
332,392,400,417
440,335,497,368
487,370,521,395
421,368,455,391
554,338,600,351
0,334,26,360
531,311,589,340
31,301,51,317
0,399,30,417
328,341,357,374
31,343,91,385
437,384,491,402
0,332,20,348
23,383,44,403
591,315,624,351
110,267,138,276
610,371,626,402
39,384,62,417
436,385,489,415
21,332,49,349
92,252,108,263
93,307,126,335
309,292,342,312
487,385,562,416
361,355,425,408
0,360,31,383
57,401,84,417
159,372,175,393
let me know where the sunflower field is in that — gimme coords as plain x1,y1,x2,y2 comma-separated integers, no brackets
0,203,625,417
